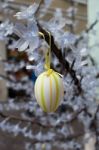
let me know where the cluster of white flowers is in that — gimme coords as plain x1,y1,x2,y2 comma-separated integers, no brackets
0,1,99,150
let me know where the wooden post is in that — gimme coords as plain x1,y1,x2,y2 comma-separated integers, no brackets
0,40,8,101
88,0,99,64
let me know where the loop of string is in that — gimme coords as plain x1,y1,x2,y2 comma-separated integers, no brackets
39,31,63,77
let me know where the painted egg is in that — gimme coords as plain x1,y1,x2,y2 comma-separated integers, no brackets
34,69,64,112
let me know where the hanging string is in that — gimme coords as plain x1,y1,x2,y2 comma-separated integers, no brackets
39,31,63,77
44,31,51,70
39,32,45,40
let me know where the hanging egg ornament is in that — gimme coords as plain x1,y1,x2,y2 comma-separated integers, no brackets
34,69,64,112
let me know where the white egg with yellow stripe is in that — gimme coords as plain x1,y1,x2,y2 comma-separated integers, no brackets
34,69,64,112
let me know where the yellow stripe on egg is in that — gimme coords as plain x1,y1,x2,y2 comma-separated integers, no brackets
41,75,47,112
52,73,59,111
49,75,53,111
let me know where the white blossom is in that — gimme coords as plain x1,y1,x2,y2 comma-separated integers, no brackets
15,3,39,20
12,21,40,52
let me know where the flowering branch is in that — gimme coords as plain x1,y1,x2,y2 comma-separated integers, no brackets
37,23,83,94
0,107,85,128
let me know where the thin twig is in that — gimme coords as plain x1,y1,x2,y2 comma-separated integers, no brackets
75,20,98,46
35,0,44,15
0,74,17,83
31,132,85,144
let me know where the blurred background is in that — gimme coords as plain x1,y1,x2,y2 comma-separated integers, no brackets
0,0,99,150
